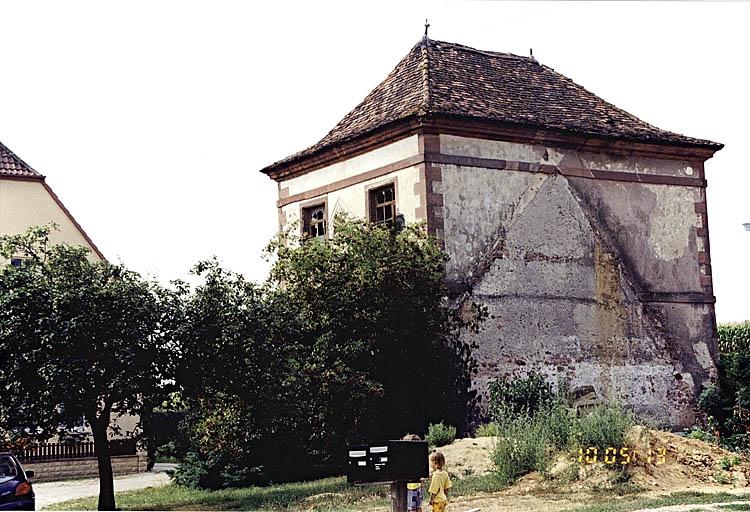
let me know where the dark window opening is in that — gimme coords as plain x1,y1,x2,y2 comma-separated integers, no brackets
302,204,327,239
369,184,396,225
10,257,29,269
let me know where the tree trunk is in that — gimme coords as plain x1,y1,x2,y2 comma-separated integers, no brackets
91,417,116,511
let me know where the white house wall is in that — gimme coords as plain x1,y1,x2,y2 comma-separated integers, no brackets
0,179,101,260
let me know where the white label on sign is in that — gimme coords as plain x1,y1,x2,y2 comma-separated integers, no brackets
357,461,366,466
349,450,367,457
380,457,388,462
370,446,388,453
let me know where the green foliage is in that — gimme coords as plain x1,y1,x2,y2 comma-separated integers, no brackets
718,322,750,354
569,403,635,452
475,422,499,437
426,422,457,447
487,372,556,421
687,426,717,444
490,379,633,487
0,226,176,509
492,401,572,485
174,216,483,488
696,322,750,452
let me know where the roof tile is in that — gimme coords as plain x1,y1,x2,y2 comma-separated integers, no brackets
264,38,721,173
0,141,42,178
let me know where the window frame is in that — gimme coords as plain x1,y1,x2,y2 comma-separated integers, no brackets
299,197,329,240
9,256,31,269
366,179,398,226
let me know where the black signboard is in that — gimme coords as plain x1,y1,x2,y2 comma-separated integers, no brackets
347,440,429,484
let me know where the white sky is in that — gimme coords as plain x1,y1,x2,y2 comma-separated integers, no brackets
1,1,748,322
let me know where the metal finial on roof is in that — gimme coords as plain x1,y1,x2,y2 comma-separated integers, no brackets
424,19,430,37
530,48,533,57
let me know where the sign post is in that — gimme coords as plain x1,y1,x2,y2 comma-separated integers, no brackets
390,481,407,512
347,441,429,512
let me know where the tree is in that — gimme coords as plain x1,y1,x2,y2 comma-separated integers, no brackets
0,226,175,510
174,216,484,487
267,215,484,446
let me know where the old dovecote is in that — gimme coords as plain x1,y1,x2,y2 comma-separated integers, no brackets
261,38,723,428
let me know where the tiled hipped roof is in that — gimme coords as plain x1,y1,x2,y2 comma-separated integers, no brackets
0,141,42,178
263,38,721,173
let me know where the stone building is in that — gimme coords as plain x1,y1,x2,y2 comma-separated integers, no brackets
260,38,723,428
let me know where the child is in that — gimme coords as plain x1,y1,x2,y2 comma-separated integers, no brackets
402,434,424,511
428,451,452,512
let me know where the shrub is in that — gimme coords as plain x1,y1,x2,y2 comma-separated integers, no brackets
492,400,634,486
687,427,717,444
492,402,572,484
475,423,499,437
427,422,457,447
570,403,635,453
487,372,555,422
697,322,750,452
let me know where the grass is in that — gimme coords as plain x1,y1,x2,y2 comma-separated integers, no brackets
565,491,750,512
45,472,512,511
45,477,390,511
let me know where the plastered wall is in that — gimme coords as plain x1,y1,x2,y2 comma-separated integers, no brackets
278,136,425,234
436,135,717,428
0,179,100,260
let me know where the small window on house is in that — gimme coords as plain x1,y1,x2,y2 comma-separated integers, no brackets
302,204,327,239
10,257,30,269
369,183,396,225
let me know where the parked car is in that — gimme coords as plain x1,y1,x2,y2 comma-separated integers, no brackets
0,453,34,510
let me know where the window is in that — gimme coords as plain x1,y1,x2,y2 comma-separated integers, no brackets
10,257,30,269
369,183,396,225
302,204,327,239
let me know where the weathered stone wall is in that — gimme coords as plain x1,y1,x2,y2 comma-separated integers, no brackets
23,453,148,482
436,135,718,428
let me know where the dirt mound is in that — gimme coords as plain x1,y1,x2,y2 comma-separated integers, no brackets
440,427,750,492
623,426,749,490
436,436,496,479
545,426,750,494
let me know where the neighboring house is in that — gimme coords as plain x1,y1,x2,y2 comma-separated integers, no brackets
1,140,145,479
261,37,723,428
0,140,105,262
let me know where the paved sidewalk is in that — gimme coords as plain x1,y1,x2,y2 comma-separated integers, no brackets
35,463,175,509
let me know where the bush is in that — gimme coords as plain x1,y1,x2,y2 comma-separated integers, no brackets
492,401,572,484
427,422,457,447
487,372,555,422
174,217,484,488
475,423,499,437
697,322,750,452
491,399,634,486
570,403,635,453
171,452,258,489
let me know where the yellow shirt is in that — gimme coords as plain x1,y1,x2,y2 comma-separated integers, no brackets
428,469,452,503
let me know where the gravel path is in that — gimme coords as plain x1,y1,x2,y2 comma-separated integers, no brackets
35,463,175,509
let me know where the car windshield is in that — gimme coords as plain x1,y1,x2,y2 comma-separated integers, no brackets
0,456,18,484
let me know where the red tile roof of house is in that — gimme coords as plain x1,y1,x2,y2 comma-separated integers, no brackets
262,38,721,174
0,141,43,178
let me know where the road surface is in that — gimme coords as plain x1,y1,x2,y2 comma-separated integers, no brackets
34,463,175,509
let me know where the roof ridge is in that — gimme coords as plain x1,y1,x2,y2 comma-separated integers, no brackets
419,37,431,115
431,39,533,62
